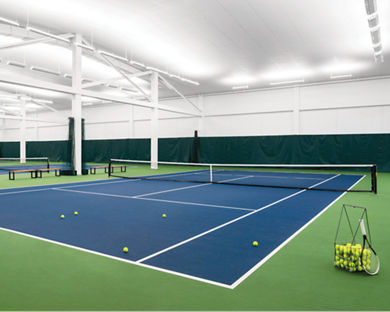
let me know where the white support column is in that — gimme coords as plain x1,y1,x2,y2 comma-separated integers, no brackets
293,87,300,134
20,100,26,163
197,94,204,135
72,34,82,175
150,72,159,169
128,105,134,138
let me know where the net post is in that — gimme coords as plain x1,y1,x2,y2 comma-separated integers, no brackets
47,158,50,169
371,165,377,194
210,164,213,183
108,160,112,177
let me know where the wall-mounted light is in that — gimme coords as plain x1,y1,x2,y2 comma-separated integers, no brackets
270,79,304,86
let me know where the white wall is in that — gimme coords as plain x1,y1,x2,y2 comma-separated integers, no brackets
1,77,390,142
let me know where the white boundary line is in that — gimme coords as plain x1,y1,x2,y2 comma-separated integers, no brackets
133,175,252,198
0,177,125,193
0,226,232,289
133,183,212,198
137,197,254,212
54,179,135,189
53,188,254,212
0,188,51,196
229,174,365,289
135,174,340,264
0,179,134,196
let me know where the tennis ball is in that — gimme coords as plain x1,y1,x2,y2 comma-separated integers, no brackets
335,261,340,266
335,256,339,261
60,215,65,219
356,244,362,249
162,213,167,218
74,211,78,215
366,265,371,271
252,241,259,247
340,263,344,268
336,250,340,255
358,266,363,271
123,247,128,253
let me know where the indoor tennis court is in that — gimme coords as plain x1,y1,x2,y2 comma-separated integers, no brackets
0,1,389,311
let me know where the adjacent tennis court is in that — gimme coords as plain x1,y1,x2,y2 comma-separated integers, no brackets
0,168,363,288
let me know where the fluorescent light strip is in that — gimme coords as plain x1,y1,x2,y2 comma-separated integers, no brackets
30,66,60,76
33,98,53,104
0,17,20,27
270,79,304,86
7,60,26,68
330,74,352,79
232,85,249,90
181,78,200,86
26,26,71,43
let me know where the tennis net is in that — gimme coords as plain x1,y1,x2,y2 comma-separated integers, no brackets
108,159,377,193
0,157,50,172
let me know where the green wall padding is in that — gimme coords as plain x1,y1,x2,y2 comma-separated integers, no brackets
27,141,70,162
158,137,195,162
83,138,150,163
1,133,390,171
196,134,390,171
0,142,19,157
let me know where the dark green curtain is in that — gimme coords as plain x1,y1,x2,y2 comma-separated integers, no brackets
2,133,390,171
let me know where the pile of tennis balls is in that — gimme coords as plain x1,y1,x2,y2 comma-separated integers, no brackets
334,243,371,272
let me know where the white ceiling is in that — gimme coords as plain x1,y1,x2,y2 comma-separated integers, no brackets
0,0,389,108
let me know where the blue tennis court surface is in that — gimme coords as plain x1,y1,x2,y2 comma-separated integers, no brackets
0,171,363,288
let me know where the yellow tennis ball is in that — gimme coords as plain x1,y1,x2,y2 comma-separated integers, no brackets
252,241,259,247
123,247,128,253
162,214,167,218
74,211,78,215
60,215,65,219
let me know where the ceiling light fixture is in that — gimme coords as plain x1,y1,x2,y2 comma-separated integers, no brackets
30,66,60,76
330,74,352,79
6,60,26,68
270,79,304,86
232,85,249,90
0,17,20,27
26,26,71,44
